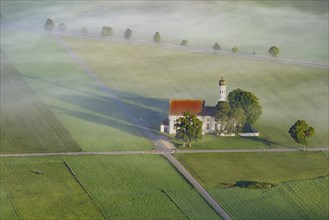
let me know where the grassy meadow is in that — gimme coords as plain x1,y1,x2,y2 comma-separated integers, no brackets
0,157,105,219
63,36,328,148
175,152,329,219
64,155,220,219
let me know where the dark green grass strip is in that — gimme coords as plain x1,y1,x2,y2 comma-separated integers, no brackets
63,160,106,220
0,181,21,220
0,54,81,153
161,190,191,220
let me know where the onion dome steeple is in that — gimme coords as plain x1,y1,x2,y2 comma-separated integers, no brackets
219,76,226,86
219,76,227,101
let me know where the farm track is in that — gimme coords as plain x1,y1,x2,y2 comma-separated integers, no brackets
164,153,232,220
1,22,328,69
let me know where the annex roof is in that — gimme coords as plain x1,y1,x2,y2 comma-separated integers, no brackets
169,99,205,116
162,119,169,126
204,106,216,117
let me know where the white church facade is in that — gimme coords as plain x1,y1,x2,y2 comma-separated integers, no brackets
160,77,259,136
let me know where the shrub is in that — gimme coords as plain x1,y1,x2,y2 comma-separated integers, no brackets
234,181,275,189
101,26,113,37
181,40,188,46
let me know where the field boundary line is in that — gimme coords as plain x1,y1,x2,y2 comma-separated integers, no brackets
0,180,22,220
63,159,107,220
161,190,191,220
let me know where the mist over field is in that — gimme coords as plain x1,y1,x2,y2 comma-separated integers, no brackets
0,1,328,149
1,0,328,62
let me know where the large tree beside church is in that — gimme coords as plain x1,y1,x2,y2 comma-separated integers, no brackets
228,88,262,125
175,111,203,147
215,101,246,134
215,101,230,134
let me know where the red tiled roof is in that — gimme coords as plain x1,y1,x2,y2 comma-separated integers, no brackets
169,99,205,116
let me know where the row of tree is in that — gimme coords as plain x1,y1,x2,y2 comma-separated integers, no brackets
44,18,280,57
44,18,67,32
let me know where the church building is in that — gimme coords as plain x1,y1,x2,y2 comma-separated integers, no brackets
160,77,227,135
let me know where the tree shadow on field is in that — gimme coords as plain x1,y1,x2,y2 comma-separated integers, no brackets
241,136,277,148
56,91,169,138
23,74,171,138
52,105,145,137
95,89,169,131
232,180,275,189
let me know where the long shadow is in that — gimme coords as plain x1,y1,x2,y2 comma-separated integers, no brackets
241,136,298,149
23,74,97,97
97,89,169,131
51,105,145,137
58,93,169,131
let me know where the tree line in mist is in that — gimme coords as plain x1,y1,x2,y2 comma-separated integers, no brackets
44,18,280,57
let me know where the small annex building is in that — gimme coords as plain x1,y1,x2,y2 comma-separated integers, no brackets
160,77,259,136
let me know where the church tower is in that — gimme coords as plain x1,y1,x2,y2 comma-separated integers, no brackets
219,76,226,101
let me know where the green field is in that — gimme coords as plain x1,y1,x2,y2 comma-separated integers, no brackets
1,30,154,152
0,55,81,153
0,155,220,219
0,157,105,219
175,152,329,219
175,152,329,188
63,36,328,148
64,155,220,219
210,176,329,220
170,135,273,149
